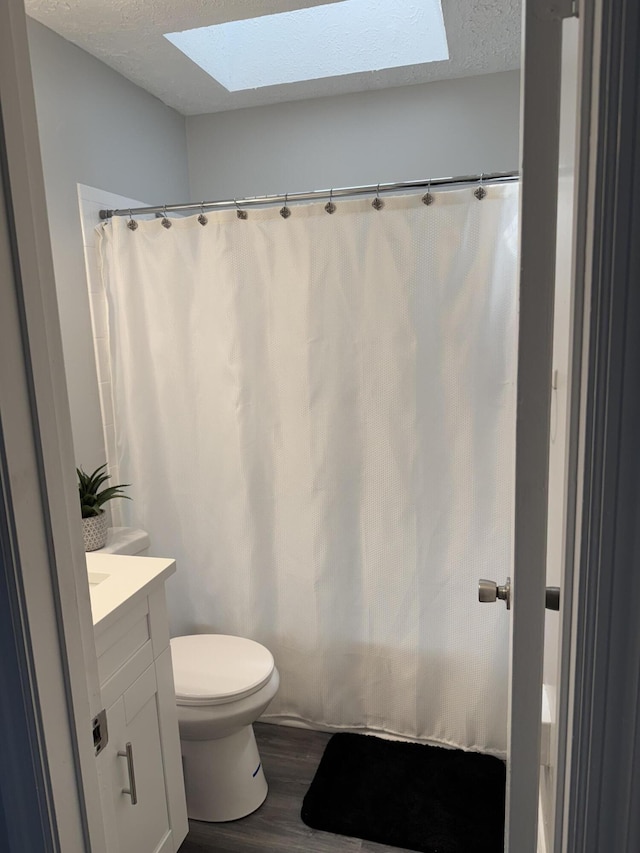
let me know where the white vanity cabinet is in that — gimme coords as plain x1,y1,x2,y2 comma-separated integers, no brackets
89,555,188,853
104,664,169,853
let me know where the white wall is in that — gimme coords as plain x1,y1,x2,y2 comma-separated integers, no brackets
27,19,190,470
186,70,520,200
77,185,151,515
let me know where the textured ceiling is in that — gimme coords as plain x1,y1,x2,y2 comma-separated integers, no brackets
25,0,522,116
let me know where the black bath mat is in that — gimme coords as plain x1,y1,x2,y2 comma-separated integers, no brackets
301,732,505,853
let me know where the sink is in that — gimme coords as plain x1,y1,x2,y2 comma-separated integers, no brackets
86,552,177,629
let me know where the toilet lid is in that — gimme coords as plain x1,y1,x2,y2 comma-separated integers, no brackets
170,634,275,707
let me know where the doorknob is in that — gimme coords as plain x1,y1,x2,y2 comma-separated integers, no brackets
478,579,560,612
478,577,511,610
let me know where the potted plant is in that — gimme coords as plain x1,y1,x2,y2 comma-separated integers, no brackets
78,463,130,551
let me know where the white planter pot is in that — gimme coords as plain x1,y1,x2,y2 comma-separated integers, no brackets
83,512,108,551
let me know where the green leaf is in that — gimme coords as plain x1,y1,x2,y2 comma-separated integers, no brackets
94,486,131,508
77,463,131,516
81,503,103,519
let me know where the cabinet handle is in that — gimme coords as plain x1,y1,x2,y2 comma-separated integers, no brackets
118,742,138,805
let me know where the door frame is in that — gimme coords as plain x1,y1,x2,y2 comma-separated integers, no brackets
0,0,107,849
515,1,640,849
563,0,640,849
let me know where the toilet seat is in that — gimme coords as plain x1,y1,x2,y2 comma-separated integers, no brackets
171,634,275,707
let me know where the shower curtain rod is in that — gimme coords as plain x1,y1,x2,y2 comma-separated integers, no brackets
99,170,519,219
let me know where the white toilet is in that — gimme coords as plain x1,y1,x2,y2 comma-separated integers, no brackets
170,634,280,822
97,527,280,823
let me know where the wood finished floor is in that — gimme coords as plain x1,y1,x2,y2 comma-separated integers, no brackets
178,722,412,853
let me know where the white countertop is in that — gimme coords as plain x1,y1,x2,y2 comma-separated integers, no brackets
87,552,176,633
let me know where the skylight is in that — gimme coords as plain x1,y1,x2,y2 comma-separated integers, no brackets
164,0,449,92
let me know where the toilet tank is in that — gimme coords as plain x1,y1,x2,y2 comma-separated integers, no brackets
99,526,150,556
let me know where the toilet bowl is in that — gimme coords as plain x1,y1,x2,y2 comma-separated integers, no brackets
170,634,280,822
96,528,279,821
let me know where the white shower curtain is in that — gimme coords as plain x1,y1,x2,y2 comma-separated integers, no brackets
98,185,518,755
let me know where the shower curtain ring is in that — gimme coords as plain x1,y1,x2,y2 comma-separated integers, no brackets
198,202,208,226
161,204,172,228
127,208,138,230
474,173,487,201
325,188,336,215
422,180,434,206
235,199,248,220
372,183,384,211
280,193,291,219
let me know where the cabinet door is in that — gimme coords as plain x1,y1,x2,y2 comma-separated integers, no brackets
108,665,172,853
